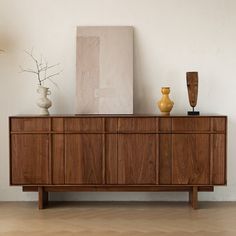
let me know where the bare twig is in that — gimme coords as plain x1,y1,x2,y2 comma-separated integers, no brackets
41,72,61,81
40,63,60,71
19,65,38,74
20,49,60,86
48,78,59,89
23,50,42,85
24,50,38,64
44,62,48,81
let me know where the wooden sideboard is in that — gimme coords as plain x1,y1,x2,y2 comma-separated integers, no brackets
9,115,227,209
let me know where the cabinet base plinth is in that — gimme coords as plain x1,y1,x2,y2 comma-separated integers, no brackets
22,185,212,210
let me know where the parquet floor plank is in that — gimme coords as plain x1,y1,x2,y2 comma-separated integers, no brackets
0,202,235,236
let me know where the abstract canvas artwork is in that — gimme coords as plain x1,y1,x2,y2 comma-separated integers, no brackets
76,26,133,114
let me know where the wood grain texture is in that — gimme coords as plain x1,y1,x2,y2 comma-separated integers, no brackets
156,133,159,184
172,134,210,185
52,118,64,131
189,186,198,209
65,134,103,184
212,134,226,184
159,134,172,184
159,118,172,132
11,134,50,185
118,134,156,184
105,118,118,132
38,187,48,210
65,118,103,132
105,134,118,184
172,117,210,131
186,71,198,108
211,117,226,132
22,185,214,192
11,118,50,132
118,118,157,132
9,115,227,209
52,135,65,184
10,114,227,118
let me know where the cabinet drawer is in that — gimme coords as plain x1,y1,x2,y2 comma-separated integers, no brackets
11,118,50,132
118,118,157,132
211,118,226,132
105,118,118,132
64,118,104,132
52,118,64,131
159,118,172,132
172,118,210,131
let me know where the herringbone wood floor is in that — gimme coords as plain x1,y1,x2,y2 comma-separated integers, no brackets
0,202,236,236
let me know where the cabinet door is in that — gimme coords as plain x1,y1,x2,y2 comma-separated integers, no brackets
65,134,103,184
11,134,50,185
172,134,210,185
212,134,226,185
118,134,157,184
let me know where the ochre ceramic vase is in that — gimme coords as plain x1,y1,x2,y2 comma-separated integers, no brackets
158,87,174,115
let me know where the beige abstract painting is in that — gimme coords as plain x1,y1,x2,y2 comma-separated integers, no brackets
76,26,133,114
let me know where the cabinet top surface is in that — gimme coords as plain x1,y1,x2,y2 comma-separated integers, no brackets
9,114,227,118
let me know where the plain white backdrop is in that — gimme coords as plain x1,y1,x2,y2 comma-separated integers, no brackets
0,0,235,201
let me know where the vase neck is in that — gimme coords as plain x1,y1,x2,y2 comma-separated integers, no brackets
37,86,49,96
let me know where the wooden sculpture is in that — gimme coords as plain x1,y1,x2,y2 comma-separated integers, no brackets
186,72,200,115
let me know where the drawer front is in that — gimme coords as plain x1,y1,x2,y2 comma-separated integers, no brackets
105,118,118,132
118,118,157,132
172,118,210,131
159,118,172,132
52,118,64,132
64,118,104,132
11,118,50,132
211,118,226,132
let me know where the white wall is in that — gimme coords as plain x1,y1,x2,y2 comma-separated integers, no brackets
0,0,235,201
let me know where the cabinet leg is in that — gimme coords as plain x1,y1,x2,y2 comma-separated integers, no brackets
189,189,193,205
38,187,48,210
189,186,198,210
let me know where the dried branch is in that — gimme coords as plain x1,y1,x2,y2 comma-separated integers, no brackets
23,49,42,84
40,63,60,71
44,62,48,81
20,49,61,86
41,71,61,81
19,65,38,74
24,49,38,64
48,78,59,88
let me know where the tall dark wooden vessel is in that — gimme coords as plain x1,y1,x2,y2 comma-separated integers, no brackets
9,115,227,209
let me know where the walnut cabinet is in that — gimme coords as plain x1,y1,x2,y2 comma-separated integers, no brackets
9,115,227,209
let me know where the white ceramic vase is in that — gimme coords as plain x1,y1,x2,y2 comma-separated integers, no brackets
36,86,52,115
